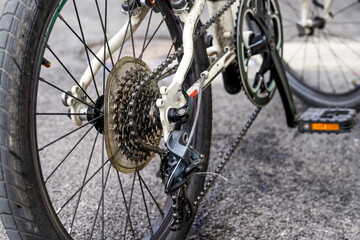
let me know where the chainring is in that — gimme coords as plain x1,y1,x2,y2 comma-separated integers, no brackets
104,57,162,173
236,0,283,107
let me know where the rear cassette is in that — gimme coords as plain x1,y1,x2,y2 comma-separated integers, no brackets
104,57,162,173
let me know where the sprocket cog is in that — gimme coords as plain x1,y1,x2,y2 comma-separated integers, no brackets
104,57,162,173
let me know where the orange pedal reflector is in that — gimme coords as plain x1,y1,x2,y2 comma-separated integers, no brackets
298,108,356,134
311,123,340,131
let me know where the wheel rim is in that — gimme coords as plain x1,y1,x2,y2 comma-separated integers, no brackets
280,0,360,96
30,1,199,239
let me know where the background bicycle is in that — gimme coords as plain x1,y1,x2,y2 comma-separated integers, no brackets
280,0,360,110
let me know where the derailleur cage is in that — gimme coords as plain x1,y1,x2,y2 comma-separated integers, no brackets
161,130,204,194
170,185,193,231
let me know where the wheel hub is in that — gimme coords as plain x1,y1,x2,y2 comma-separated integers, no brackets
104,57,162,173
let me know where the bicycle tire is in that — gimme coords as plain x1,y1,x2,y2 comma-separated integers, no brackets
0,0,212,239
279,0,360,110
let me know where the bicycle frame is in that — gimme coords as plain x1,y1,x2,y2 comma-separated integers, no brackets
157,0,241,140
68,0,241,139
68,0,298,140
299,0,334,28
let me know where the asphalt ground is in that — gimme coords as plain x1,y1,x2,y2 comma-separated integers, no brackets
0,1,360,239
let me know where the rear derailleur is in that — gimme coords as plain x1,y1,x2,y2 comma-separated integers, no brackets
160,130,204,230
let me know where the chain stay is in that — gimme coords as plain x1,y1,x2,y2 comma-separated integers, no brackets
143,0,237,84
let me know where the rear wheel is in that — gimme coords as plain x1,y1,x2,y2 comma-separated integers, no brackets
279,0,360,110
0,0,211,239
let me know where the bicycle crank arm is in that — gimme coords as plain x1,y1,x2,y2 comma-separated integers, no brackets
270,48,298,128
187,47,235,100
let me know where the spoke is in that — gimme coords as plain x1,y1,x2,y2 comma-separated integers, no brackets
94,0,115,66
138,173,164,215
286,36,308,64
102,0,108,97
324,32,360,80
138,172,153,237
56,159,110,214
321,31,357,90
37,113,95,116
139,6,154,59
300,35,309,80
101,3,108,236
58,15,111,73
38,115,102,151
322,31,349,87
117,1,137,61
139,16,166,59
39,78,103,113
283,1,299,17
311,33,321,90
124,173,136,239
284,33,299,42
116,172,136,239
117,22,131,61
308,32,321,88
101,2,108,234
46,45,96,106
101,136,105,238
44,126,94,183
72,0,100,98
333,1,359,16
69,132,99,235
316,33,336,93
128,1,136,58
89,164,112,239
325,29,360,59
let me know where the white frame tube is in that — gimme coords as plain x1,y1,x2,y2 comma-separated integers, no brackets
156,0,206,141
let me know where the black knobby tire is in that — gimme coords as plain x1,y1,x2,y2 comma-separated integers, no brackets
278,0,360,110
0,0,212,239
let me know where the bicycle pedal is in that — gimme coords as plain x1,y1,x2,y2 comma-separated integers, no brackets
298,108,356,134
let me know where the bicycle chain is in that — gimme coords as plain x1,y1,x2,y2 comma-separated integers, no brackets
126,0,263,228
192,107,261,209
142,0,237,84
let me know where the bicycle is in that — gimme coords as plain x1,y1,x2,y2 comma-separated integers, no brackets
0,0,356,239
280,0,360,110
